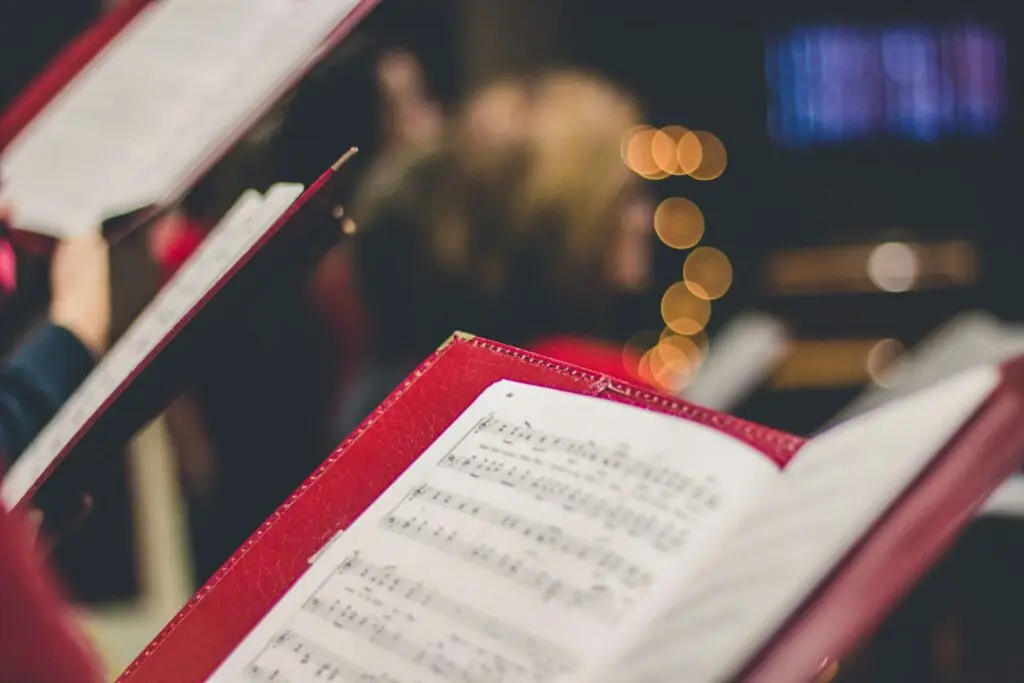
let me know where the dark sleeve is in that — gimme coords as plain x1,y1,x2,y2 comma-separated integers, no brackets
0,323,96,467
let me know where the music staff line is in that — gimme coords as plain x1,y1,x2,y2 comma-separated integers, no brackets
247,629,406,683
380,513,622,622
438,451,691,553
302,594,534,683
404,484,652,587
476,417,723,503
244,662,292,683
336,553,577,677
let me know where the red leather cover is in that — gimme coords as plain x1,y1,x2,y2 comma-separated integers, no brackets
0,0,151,151
744,356,1024,683
530,335,646,386
116,334,803,683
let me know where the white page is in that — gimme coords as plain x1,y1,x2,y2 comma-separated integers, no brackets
0,0,361,236
682,312,789,411
206,380,780,683
592,365,998,683
981,475,1024,518
1,182,304,508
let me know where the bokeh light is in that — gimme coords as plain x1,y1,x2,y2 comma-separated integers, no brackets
652,125,690,176
867,242,919,292
654,197,704,249
866,338,905,386
661,281,711,335
684,246,733,299
678,130,728,180
623,329,660,380
622,125,668,179
661,327,709,357
648,334,706,393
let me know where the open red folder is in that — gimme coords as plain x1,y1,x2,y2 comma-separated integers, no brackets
41,332,1005,683
0,0,381,350
1,0,381,232
1,153,354,519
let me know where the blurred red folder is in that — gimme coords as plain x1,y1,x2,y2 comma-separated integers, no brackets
0,504,105,683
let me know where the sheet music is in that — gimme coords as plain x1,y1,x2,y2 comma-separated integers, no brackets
0,0,362,236
590,365,999,683
207,380,780,683
0,182,303,508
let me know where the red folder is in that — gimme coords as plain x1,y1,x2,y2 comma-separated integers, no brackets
111,334,798,683
0,0,150,152
742,356,1024,682
0,0,382,354
106,336,1024,683
0,0,382,266
5,158,352,517
0,0,380,154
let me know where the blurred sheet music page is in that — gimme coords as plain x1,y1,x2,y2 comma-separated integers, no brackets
590,366,998,682
0,0,363,236
833,311,1024,424
1,183,303,508
207,380,780,683
682,312,789,412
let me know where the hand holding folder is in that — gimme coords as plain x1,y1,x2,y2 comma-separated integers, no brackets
2,150,356,518
0,0,380,349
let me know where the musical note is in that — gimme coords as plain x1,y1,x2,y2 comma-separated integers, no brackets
335,554,577,677
246,629,405,683
243,663,290,683
402,485,653,587
476,419,722,505
438,452,698,551
379,512,621,621
475,419,724,505
302,596,534,683
207,379,778,683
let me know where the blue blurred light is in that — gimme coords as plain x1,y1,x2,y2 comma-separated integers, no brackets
766,23,1005,147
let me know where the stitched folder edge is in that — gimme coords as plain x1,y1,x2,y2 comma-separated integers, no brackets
118,334,801,680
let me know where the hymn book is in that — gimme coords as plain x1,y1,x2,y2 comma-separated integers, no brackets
107,336,1024,683
0,0,379,237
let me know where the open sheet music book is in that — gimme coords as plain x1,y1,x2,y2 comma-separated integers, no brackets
189,364,1001,683
0,0,376,236
0,182,304,508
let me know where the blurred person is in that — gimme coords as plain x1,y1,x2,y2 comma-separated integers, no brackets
376,46,445,161
0,206,110,468
333,69,655,438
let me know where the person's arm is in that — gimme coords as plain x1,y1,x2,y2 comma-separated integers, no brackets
0,322,97,462
0,221,110,469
